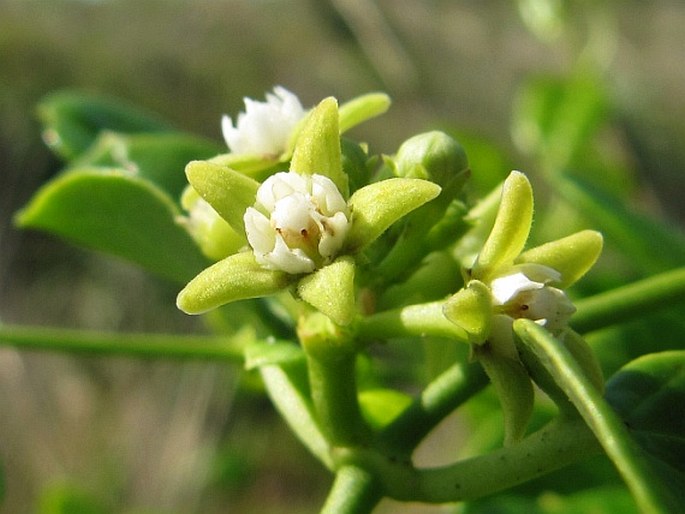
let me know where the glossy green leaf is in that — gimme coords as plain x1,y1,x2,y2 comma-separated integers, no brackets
37,90,172,160
290,97,347,196
15,168,207,283
297,256,356,326
338,92,391,134
472,171,533,281
76,131,222,199
185,160,260,235
514,319,682,514
606,351,685,478
345,178,441,252
176,252,292,314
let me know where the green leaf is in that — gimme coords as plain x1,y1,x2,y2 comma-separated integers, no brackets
338,92,391,134
514,319,682,514
555,175,685,275
15,168,207,283
290,97,348,196
38,90,172,160
76,131,222,199
297,256,356,326
359,388,412,431
606,351,685,478
517,230,603,288
345,178,441,252
185,160,260,235
38,483,110,514
176,252,292,314
472,171,533,281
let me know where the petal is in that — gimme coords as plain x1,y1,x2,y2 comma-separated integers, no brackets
517,229,603,288
177,252,292,314
297,256,356,326
345,178,441,252
185,160,259,234
472,170,533,281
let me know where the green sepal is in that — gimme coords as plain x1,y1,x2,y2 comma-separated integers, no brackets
177,252,292,314
297,256,356,326
75,131,223,199
184,160,259,235
443,280,492,345
179,186,245,261
37,90,172,161
208,152,281,181
290,97,348,197
475,343,534,446
338,92,391,134
345,178,441,252
517,229,604,288
15,168,207,284
472,171,533,281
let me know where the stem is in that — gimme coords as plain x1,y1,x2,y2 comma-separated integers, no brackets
573,267,685,334
378,360,488,455
320,465,382,514
0,323,245,362
356,301,467,341
307,352,371,447
514,319,681,514
401,419,599,503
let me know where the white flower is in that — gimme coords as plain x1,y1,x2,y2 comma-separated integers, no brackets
490,263,576,331
222,86,306,157
244,171,350,274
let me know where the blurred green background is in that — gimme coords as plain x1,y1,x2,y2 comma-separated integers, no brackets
0,1,684,513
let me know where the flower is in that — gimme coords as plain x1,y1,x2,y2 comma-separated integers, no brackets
221,86,306,157
244,171,351,274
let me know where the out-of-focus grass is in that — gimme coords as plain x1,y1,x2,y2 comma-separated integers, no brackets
0,1,684,513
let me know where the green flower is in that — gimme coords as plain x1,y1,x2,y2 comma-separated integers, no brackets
443,170,603,444
176,95,441,326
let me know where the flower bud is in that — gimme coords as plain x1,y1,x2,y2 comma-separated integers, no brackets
394,131,469,188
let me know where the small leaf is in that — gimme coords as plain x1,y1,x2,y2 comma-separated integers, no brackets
177,252,292,314
38,90,171,160
345,178,441,252
290,97,348,196
185,160,260,234
472,171,533,281
517,230,603,288
77,131,222,199
443,280,492,344
359,388,412,430
297,256,356,326
15,168,207,283
338,92,391,134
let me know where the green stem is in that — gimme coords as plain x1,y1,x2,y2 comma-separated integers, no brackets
307,352,371,447
320,465,382,514
514,319,681,514
572,266,685,334
0,323,245,362
401,418,599,502
378,360,488,455
356,301,467,341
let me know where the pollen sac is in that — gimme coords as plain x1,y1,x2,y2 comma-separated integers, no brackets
244,171,350,274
